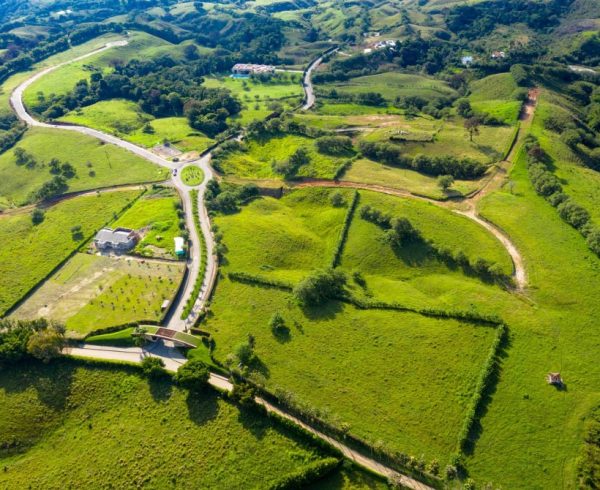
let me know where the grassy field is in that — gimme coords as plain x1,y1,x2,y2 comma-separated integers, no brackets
215,188,353,283
218,134,345,180
343,158,482,199
112,187,183,258
318,72,457,101
203,74,304,124
0,361,333,488
181,165,205,186
59,100,214,153
23,31,177,110
206,278,497,463
12,253,184,335
0,190,141,316
0,127,166,207
469,73,522,124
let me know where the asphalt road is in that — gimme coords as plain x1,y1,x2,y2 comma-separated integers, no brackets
10,39,218,332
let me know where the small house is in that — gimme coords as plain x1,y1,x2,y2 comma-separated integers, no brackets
461,56,474,66
94,227,137,252
174,236,185,257
491,51,506,59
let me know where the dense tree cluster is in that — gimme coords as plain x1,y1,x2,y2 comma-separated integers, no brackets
293,269,347,306
204,179,259,214
315,136,353,156
445,0,573,40
359,205,421,245
359,141,487,179
0,318,65,368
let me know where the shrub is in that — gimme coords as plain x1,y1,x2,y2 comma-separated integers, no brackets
557,199,590,229
26,324,65,363
561,129,582,149
293,269,347,306
235,341,255,365
437,174,454,191
269,312,287,334
31,208,45,225
315,135,353,156
141,356,167,378
330,191,346,207
174,359,210,391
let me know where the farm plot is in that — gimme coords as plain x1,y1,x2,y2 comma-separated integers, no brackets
0,190,141,316
217,134,345,180
12,253,184,335
112,187,183,258
0,127,166,207
0,361,333,489
469,73,522,124
205,278,498,463
214,188,353,283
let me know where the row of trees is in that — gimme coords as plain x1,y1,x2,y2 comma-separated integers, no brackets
524,135,600,257
359,141,487,179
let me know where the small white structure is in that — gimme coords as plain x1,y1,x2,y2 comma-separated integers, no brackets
94,228,137,252
461,56,474,66
363,48,373,54
174,236,185,257
491,51,506,59
231,64,275,77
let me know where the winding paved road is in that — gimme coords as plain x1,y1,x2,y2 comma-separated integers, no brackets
10,39,218,331
301,47,338,111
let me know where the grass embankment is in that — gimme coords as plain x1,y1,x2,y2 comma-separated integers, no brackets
0,190,141,316
0,361,333,488
85,327,136,347
0,127,166,206
113,187,183,258
12,253,184,335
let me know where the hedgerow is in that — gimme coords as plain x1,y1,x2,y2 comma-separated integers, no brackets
268,458,342,490
330,190,359,268
456,324,507,453
228,271,293,291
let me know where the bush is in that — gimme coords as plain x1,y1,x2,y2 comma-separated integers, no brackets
141,356,167,378
293,269,347,306
31,208,45,225
174,359,210,391
269,312,287,334
561,129,581,149
557,199,590,229
26,324,65,363
315,136,353,156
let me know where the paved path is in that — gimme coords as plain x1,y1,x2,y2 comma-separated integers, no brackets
301,48,338,111
63,342,433,490
10,39,218,332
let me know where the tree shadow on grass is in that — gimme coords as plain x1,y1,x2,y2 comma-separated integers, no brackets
272,327,292,344
462,329,513,457
236,404,269,440
473,144,502,161
148,376,173,403
248,354,271,379
300,299,344,321
185,388,220,426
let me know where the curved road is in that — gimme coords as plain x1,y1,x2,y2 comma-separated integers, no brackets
301,47,338,111
10,39,217,331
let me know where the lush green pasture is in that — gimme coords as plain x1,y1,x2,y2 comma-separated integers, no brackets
469,73,522,124
23,31,176,109
113,187,183,258
343,158,481,199
531,94,600,226
59,100,214,153
314,102,404,116
0,190,140,316
215,188,352,283
206,278,497,462
181,165,205,186
0,361,331,488
342,190,514,279
359,117,514,163
0,127,166,206
318,72,457,101
219,134,344,179
459,148,600,487
203,74,303,124
12,253,184,335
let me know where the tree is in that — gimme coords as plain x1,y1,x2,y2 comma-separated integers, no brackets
174,359,209,392
235,341,254,365
141,356,167,378
464,117,481,142
26,323,65,363
183,44,199,60
293,269,347,306
456,99,472,118
269,312,287,334
330,191,346,207
437,174,454,191
31,208,45,225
